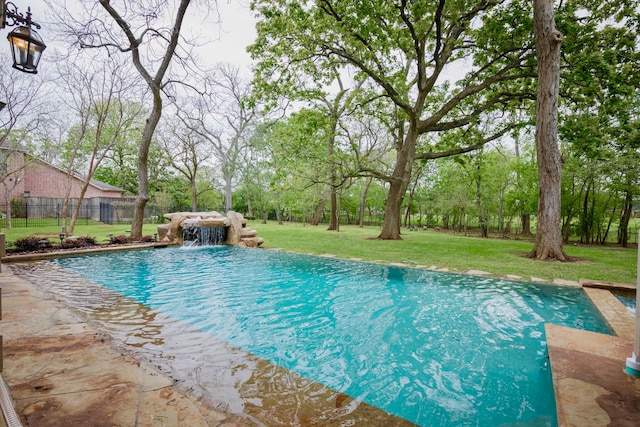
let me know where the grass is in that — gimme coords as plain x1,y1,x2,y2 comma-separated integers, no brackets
0,221,160,245
254,222,638,285
1,219,636,285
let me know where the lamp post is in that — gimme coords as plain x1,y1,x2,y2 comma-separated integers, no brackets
1,1,46,74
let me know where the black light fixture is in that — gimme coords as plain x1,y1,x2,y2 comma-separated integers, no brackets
1,1,46,74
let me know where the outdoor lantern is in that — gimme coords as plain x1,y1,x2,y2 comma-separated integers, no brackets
7,25,45,74
2,2,46,74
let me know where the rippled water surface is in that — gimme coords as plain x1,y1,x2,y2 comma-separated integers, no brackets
615,293,637,316
36,246,611,426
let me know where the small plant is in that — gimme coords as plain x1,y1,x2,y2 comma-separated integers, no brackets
58,236,97,249
140,235,155,243
14,237,50,252
109,234,131,244
76,236,97,246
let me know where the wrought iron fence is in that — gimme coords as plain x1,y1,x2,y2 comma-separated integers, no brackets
0,199,224,229
0,198,141,228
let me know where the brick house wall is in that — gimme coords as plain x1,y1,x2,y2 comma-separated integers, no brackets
2,151,124,201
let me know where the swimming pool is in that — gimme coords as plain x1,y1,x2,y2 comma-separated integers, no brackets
22,246,611,426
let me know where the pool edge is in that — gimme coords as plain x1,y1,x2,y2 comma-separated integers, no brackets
545,323,640,426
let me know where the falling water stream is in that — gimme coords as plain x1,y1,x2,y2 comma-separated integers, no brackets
182,225,228,246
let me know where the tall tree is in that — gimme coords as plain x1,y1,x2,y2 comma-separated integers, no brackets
66,0,195,239
317,76,365,231
250,0,536,239
180,64,258,213
558,2,640,247
263,110,331,221
158,117,214,211
530,0,566,260
0,63,48,230
57,58,144,235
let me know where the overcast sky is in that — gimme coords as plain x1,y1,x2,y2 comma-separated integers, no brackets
192,0,258,70
17,0,258,73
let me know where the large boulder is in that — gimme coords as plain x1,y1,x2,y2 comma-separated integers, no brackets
225,211,245,245
158,211,263,248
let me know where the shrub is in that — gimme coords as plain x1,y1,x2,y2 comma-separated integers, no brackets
76,236,97,246
109,234,131,244
140,235,155,243
58,236,97,249
14,237,50,252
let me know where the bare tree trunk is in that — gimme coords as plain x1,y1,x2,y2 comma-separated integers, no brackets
580,182,591,244
335,189,341,231
619,189,632,247
327,118,339,231
562,209,574,243
191,178,198,211
5,201,11,230
2,189,11,230
328,185,338,230
358,177,373,228
69,187,90,235
310,194,328,226
601,203,615,245
246,197,253,218
224,173,233,213
378,125,417,239
530,0,568,261
521,214,532,235
403,205,411,228
131,97,160,239
475,156,488,238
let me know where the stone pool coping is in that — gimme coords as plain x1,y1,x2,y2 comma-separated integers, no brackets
0,246,638,426
0,242,173,264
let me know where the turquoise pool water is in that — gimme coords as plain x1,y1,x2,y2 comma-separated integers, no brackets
50,246,611,426
615,294,637,316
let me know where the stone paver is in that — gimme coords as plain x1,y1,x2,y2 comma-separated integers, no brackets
552,279,581,287
466,269,491,276
546,324,640,427
583,287,636,340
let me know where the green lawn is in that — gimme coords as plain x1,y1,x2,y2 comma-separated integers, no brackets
253,222,638,285
1,220,636,285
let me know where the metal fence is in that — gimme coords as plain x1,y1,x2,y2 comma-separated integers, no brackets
0,198,225,229
0,198,141,228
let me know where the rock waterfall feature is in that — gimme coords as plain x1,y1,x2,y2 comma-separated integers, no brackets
157,211,264,248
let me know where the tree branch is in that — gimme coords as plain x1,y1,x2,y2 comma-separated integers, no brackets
416,124,516,160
